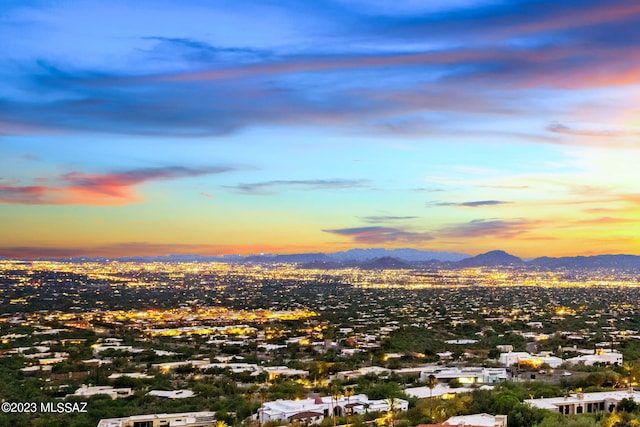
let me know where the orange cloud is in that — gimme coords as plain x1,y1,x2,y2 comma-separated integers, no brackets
0,166,235,205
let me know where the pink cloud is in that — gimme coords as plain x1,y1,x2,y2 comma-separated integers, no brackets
0,166,235,205
323,226,433,244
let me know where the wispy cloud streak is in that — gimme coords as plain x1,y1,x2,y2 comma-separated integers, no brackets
0,166,235,205
429,200,511,208
437,219,536,239
323,226,433,244
361,215,418,223
226,179,369,195
5,0,640,140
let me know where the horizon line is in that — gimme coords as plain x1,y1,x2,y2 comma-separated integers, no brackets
2,247,640,261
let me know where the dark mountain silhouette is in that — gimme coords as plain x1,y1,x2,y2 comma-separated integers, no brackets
243,249,467,265
330,248,468,262
455,250,524,268
6,249,640,271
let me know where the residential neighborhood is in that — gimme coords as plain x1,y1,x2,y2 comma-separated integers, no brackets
2,260,640,426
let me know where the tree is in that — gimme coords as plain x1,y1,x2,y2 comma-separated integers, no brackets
492,394,520,414
448,378,463,389
425,374,439,415
506,403,544,427
433,393,473,423
385,397,398,427
617,398,638,413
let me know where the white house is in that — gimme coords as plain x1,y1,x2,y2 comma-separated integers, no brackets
264,366,308,380
153,359,212,372
108,373,153,379
91,344,144,355
540,355,564,368
444,413,507,427
419,367,508,384
335,366,390,380
255,394,408,425
405,384,494,400
499,352,532,366
97,411,215,427
525,390,640,415
566,349,623,366
71,385,133,399
498,352,562,368
148,389,195,399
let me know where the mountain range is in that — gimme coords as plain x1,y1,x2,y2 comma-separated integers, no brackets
16,249,640,270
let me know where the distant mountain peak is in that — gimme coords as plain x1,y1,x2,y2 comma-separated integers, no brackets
483,250,512,256
329,248,469,262
455,250,523,267
6,248,640,271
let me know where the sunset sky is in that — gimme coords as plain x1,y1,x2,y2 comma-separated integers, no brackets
1,0,640,258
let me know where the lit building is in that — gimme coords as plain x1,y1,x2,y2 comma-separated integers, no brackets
255,394,408,425
498,352,562,368
263,366,308,380
97,411,216,427
566,349,623,366
499,352,532,366
419,367,508,384
525,390,640,415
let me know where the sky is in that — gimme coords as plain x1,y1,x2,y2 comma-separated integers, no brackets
1,0,639,259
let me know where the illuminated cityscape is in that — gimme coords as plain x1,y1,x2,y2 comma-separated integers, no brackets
2,257,640,426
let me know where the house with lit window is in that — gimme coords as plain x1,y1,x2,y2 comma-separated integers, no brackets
419,367,508,384
566,349,623,366
498,352,562,368
97,411,216,427
525,390,640,415
255,394,408,425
